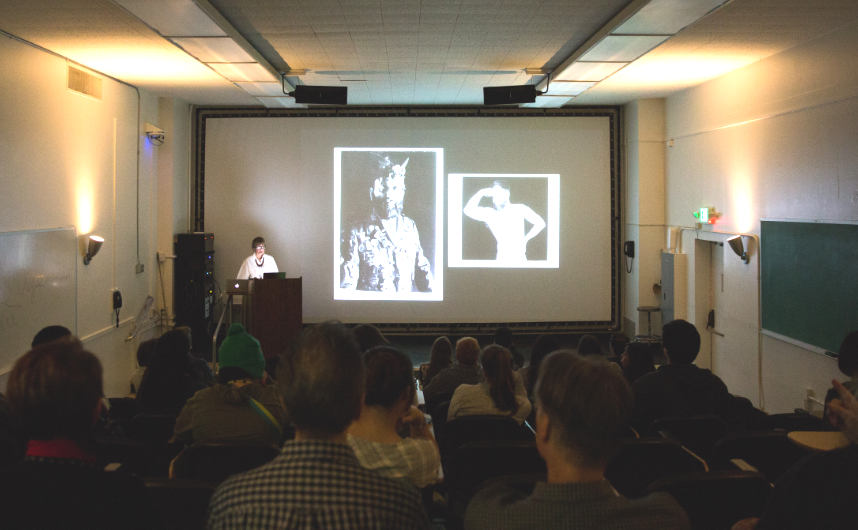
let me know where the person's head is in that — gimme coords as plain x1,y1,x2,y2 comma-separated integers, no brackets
494,326,514,348
174,325,193,349
31,325,72,348
148,329,193,379
351,323,390,352
429,336,453,369
136,338,158,368
577,334,603,356
371,154,408,219
480,345,518,413
363,346,415,413
455,337,481,367
7,337,103,442
662,319,701,365
490,180,510,210
838,331,858,377
217,323,266,383
535,351,633,471
622,342,655,371
609,333,630,357
277,321,365,438
527,334,561,395
252,236,266,259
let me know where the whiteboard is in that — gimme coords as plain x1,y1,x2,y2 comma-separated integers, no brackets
0,228,77,375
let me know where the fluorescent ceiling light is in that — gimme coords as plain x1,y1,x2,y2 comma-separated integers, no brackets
209,63,277,82
171,37,254,63
579,35,670,62
235,82,285,97
614,0,726,35
522,95,573,108
544,81,597,96
256,97,306,109
113,0,226,37
553,62,628,82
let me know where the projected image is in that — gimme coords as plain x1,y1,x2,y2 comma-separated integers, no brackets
449,174,559,268
334,148,444,301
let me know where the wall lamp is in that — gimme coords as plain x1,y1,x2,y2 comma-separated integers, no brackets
727,235,750,264
84,235,104,265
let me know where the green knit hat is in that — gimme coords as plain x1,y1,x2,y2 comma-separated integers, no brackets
218,323,265,379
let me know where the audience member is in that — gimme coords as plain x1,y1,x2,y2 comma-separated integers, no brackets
448,345,531,425
465,351,689,530
135,330,207,416
494,326,524,370
1,338,156,530
577,334,604,356
352,323,390,352
174,323,287,446
421,336,453,387
631,319,734,432
175,325,215,386
825,331,858,410
131,338,157,394
265,355,280,382
609,332,631,364
622,342,656,386
423,337,484,400
348,346,440,488
518,334,560,399
207,321,427,530
31,324,72,348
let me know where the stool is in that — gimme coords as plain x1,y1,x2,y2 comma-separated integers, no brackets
635,306,661,343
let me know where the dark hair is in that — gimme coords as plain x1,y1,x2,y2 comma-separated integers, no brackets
838,331,858,376
427,336,453,374
31,325,72,348
136,338,158,368
527,334,561,397
265,356,280,381
364,346,415,409
481,345,518,414
623,342,656,385
662,319,701,364
251,237,265,249
7,338,102,441
137,330,195,410
536,351,633,467
609,333,630,357
456,337,480,366
577,334,603,356
494,326,514,348
351,323,389,352
277,321,365,436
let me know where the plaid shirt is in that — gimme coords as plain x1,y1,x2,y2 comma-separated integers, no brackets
207,439,428,530
348,434,440,488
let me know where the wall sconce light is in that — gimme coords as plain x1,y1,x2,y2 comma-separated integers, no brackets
145,123,165,146
84,235,104,265
727,235,750,264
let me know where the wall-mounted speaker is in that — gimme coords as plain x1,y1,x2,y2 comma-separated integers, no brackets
483,85,537,105
292,85,348,105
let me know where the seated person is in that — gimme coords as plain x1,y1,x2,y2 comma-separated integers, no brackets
352,323,390,352
448,345,531,425
207,321,427,530
631,319,735,432
174,323,288,447
518,334,560,399
622,342,656,386
136,330,208,416
131,338,157,395
465,351,689,530
348,346,440,488
420,336,453,387
31,325,72,347
577,334,604,357
494,326,524,371
175,325,215,386
1,337,156,530
609,332,631,364
824,331,858,422
422,337,484,401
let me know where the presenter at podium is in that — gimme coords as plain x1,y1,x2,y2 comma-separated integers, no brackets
237,236,279,280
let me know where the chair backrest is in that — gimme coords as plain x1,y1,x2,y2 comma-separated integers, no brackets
605,437,707,498
475,473,546,498
424,391,454,418
765,412,824,432
171,443,281,484
430,400,451,443
439,415,534,463
95,436,155,477
647,415,727,461
129,414,179,444
144,477,216,530
643,471,773,530
712,430,810,482
107,397,139,421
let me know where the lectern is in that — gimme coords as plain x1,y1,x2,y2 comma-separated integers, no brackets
247,277,302,359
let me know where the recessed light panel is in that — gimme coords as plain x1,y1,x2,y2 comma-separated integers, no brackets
553,62,628,82
614,0,726,35
544,81,597,96
579,35,670,62
235,82,285,97
113,0,226,37
209,63,276,82
172,38,254,63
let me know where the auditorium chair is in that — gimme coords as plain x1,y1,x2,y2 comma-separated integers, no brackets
643,471,773,530
126,414,184,476
144,477,216,530
712,430,810,482
604,437,707,498
765,411,825,432
106,397,138,422
424,391,454,420
430,400,451,443
170,442,281,484
439,415,534,466
647,415,727,462
95,436,155,477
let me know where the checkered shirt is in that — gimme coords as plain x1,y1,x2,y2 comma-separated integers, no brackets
207,439,428,530
347,434,440,488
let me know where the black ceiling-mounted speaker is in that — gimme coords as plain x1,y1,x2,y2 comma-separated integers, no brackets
291,85,348,105
483,85,538,105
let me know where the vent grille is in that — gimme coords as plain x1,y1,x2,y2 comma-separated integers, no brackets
68,65,102,100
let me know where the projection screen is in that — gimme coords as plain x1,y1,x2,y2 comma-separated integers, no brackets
197,108,619,331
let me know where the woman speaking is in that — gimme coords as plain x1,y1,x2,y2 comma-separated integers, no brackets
236,236,279,279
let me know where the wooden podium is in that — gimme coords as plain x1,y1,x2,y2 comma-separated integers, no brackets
247,277,302,359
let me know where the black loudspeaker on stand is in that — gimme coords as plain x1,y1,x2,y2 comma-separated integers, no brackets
174,233,215,359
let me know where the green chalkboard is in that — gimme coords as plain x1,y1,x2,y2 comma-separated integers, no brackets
761,221,858,354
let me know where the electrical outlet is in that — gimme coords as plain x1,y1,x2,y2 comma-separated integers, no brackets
135,263,145,273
